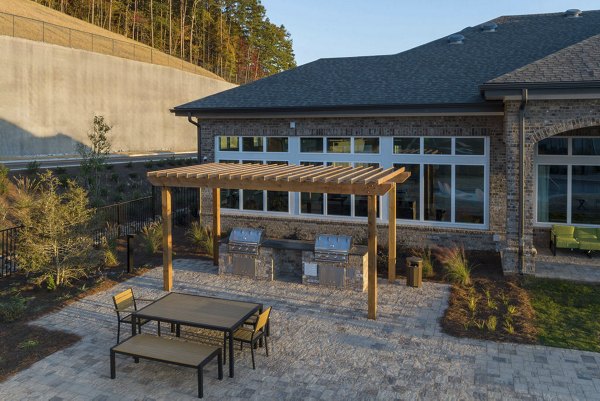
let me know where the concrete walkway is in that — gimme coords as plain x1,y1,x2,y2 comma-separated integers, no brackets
1,259,599,400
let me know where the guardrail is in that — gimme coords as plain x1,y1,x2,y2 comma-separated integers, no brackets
0,11,214,77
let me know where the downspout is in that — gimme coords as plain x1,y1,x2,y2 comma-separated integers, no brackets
187,114,203,225
187,113,201,163
518,89,528,274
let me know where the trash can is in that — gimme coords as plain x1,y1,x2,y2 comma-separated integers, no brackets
406,256,423,288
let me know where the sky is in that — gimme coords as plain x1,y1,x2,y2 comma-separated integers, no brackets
260,0,600,66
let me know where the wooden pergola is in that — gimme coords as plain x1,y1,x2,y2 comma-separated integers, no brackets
147,163,410,319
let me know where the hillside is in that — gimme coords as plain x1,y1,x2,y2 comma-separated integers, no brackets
0,0,222,80
25,0,296,84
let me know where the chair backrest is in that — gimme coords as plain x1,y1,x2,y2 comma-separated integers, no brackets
113,288,135,313
575,227,597,239
255,307,271,333
552,225,574,236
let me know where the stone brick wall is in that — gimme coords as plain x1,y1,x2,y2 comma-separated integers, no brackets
503,99,600,273
193,101,600,274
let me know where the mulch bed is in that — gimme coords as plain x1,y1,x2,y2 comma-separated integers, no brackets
440,252,538,344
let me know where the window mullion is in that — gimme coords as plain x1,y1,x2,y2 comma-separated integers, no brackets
567,164,572,224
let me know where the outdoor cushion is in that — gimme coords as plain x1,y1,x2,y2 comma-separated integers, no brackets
553,236,579,249
580,239,600,252
551,225,574,236
575,227,597,240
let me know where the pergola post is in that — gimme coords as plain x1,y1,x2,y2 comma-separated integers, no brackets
212,188,221,266
388,183,396,282
161,187,173,291
368,194,378,320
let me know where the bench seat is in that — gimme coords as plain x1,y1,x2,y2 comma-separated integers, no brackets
110,334,222,398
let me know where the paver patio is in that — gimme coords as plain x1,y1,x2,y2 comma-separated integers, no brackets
1,259,599,400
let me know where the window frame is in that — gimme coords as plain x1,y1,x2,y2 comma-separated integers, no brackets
534,136,600,227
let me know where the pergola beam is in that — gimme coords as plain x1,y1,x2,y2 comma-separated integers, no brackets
388,184,397,282
368,194,378,319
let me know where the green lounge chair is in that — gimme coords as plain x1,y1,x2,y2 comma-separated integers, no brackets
550,225,579,256
577,228,600,257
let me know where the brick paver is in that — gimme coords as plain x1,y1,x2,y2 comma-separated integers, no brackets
1,259,599,400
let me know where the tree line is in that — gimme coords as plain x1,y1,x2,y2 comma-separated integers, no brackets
35,0,296,84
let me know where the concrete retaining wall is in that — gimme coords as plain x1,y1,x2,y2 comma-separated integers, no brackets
0,36,235,157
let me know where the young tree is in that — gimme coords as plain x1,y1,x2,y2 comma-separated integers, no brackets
12,172,100,289
77,115,112,206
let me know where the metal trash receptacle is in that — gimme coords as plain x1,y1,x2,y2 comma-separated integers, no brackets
406,256,423,288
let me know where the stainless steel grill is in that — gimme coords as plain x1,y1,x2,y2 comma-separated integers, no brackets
314,234,353,263
228,227,264,255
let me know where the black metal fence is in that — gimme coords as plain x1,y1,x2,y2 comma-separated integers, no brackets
1,187,200,277
92,187,200,243
0,225,22,277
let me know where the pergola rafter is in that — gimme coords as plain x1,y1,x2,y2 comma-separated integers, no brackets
148,163,411,320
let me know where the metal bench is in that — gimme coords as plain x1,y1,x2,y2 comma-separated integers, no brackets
110,334,223,398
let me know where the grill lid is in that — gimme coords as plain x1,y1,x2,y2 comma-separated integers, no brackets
314,234,352,254
229,227,264,245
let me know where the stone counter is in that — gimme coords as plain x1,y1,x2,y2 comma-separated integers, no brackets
218,239,368,291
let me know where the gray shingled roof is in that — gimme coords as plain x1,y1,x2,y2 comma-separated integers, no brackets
175,10,600,112
489,32,600,83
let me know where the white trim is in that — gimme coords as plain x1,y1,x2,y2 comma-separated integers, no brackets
534,136,600,227
215,135,490,229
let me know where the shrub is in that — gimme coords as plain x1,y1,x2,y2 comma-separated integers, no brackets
102,237,119,267
12,172,100,288
26,161,40,175
125,161,133,169
128,173,138,180
110,173,120,183
186,222,213,256
140,221,162,254
0,163,9,195
167,157,177,166
435,246,472,286
486,316,497,332
0,294,28,323
144,160,154,169
410,247,434,278
156,159,166,167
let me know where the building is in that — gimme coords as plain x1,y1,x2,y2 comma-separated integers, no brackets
172,9,600,274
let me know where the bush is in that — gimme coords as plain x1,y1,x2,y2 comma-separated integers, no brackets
110,173,120,183
12,172,100,288
186,222,213,256
435,246,472,286
140,221,162,254
102,237,119,267
144,160,154,169
54,166,67,175
0,163,9,195
26,161,40,175
410,247,434,278
128,173,138,180
0,294,28,323
125,161,133,169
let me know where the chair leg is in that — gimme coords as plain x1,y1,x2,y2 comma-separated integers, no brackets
116,322,121,345
157,321,161,336
110,350,116,379
223,333,227,364
264,336,269,357
250,342,256,370
218,352,223,380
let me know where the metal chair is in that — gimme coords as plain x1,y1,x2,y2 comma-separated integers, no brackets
112,288,158,344
227,307,271,369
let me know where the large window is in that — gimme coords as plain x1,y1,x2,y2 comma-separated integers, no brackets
215,135,488,227
535,136,600,226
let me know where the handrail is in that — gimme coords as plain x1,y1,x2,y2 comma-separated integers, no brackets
0,10,218,79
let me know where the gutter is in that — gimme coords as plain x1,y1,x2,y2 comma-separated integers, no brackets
171,102,504,119
187,114,203,163
518,89,528,274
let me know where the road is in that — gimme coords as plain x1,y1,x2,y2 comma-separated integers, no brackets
1,152,198,171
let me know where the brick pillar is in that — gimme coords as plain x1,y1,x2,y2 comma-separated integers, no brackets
502,101,536,274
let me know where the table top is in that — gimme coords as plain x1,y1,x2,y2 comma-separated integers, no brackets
134,293,261,331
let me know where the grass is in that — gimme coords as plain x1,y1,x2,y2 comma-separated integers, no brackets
522,277,600,353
